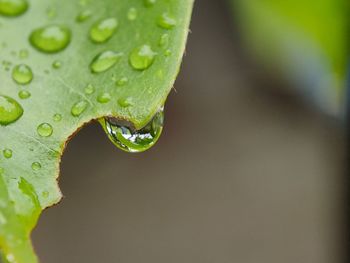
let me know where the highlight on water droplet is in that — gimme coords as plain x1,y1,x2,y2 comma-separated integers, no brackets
18,90,31,99
76,10,92,23
157,13,177,29
0,95,23,125
90,50,122,73
89,17,118,43
116,77,128,87
129,44,156,70
144,0,156,7
3,148,12,159
53,113,62,122
84,84,95,95
31,161,41,171
100,107,164,153
97,92,111,103
127,7,137,21
37,122,53,137
52,60,62,69
29,25,71,53
0,0,28,17
71,100,88,117
12,64,33,85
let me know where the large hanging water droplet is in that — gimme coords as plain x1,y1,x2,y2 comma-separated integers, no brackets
37,122,53,137
90,50,122,73
157,13,177,29
0,0,28,17
0,95,23,125
12,64,33,84
89,17,118,43
129,44,156,70
29,25,71,53
101,107,164,153
71,100,88,117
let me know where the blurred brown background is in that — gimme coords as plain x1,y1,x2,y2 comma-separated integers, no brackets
32,0,345,262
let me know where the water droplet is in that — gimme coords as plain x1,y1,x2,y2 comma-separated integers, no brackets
157,13,176,29
116,77,128,87
52,60,62,69
76,10,92,22
42,191,49,198
0,95,23,125
0,0,28,17
37,123,53,137
127,7,137,21
129,45,156,70
18,90,31,99
53,113,62,122
71,100,88,117
89,17,118,43
3,148,12,158
46,7,56,19
164,49,172,56
29,25,71,53
84,84,95,95
102,107,164,152
118,97,133,108
144,0,156,7
97,92,111,103
12,64,33,85
31,162,41,171
90,50,122,73
19,49,29,58
159,33,169,47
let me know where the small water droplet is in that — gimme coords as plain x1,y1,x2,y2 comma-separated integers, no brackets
89,17,118,43
116,77,128,87
53,113,62,122
129,44,156,70
46,7,56,19
90,50,122,73
12,64,33,84
84,84,95,95
97,92,111,103
19,49,29,58
0,95,23,125
118,97,133,108
3,148,12,158
76,10,92,22
29,25,71,53
159,33,169,47
127,7,137,21
37,123,53,137
0,0,28,17
143,0,156,7
18,90,31,99
164,49,172,56
102,107,164,152
31,162,41,171
157,13,176,29
71,100,88,117
52,60,62,69
42,191,49,198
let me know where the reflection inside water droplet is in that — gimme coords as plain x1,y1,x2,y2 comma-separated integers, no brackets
101,107,164,153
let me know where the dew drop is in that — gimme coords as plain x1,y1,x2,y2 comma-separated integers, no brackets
19,49,29,58
18,90,31,99
84,84,95,95
53,113,62,122
31,162,41,171
97,92,111,103
101,107,164,153
144,0,156,7
157,13,176,29
0,0,28,17
3,148,12,159
52,60,62,69
76,10,92,23
90,50,122,73
71,100,88,117
0,95,23,125
116,77,128,87
127,7,137,21
164,49,172,56
159,33,169,47
89,17,118,43
12,64,33,85
42,191,49,198
118,97,133,108
29,25,71,53
129,44,156,70
37,122,53,137
46,7,56,19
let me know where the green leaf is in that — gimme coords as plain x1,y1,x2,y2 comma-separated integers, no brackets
0,0,193,262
